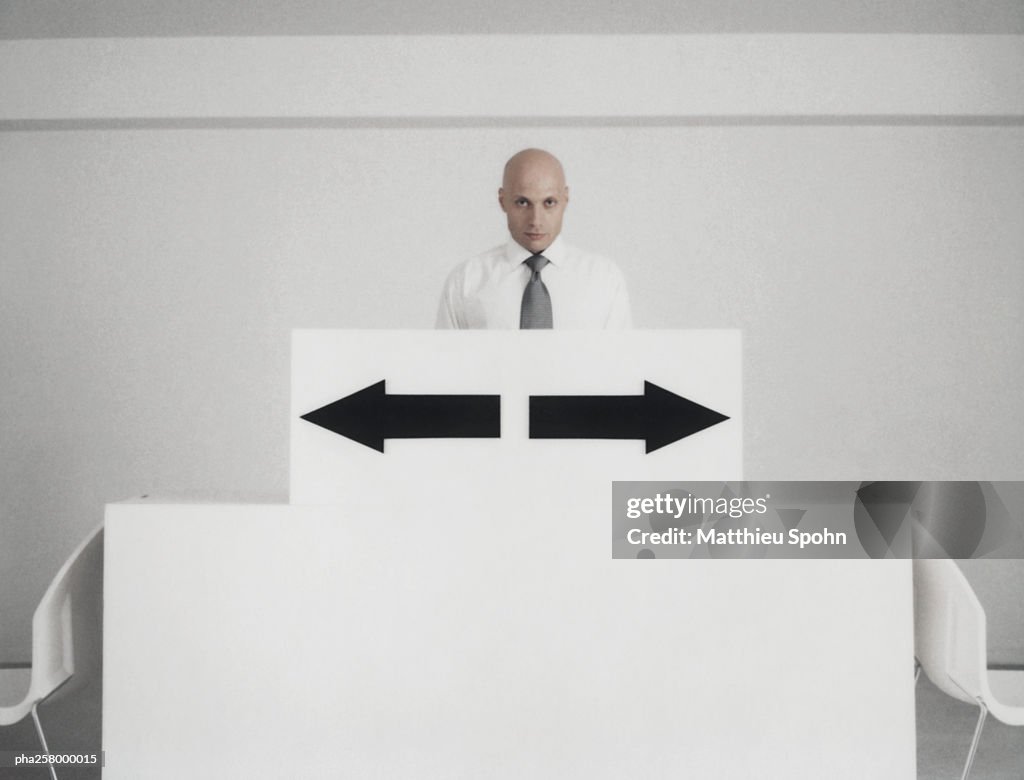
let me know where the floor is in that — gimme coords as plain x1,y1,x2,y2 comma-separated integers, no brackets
917,674,1024,779
0,680,101,780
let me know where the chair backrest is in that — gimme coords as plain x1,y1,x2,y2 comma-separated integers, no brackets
26,525,104,707
913,558,986,706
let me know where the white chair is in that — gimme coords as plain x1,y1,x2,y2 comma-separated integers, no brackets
0,525,103,779
914,558,1024,780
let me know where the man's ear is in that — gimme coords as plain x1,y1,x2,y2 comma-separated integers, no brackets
498,187,507,212
564,186,570,206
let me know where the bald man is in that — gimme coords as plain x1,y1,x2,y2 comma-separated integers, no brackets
436,149,631,329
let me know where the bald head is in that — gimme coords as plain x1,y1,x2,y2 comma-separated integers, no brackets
502,148,566,190
499,149,569,254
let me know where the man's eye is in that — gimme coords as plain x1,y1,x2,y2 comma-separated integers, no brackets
516,199,528,207
545,199,557,207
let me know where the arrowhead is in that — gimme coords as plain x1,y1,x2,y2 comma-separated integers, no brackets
643,381,730,453
300,380,387,452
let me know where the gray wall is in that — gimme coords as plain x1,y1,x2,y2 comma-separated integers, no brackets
2,0,1023,683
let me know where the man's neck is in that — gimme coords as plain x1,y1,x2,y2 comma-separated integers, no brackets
512,235,563,257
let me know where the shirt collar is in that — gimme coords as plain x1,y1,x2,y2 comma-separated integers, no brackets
502,235,568,273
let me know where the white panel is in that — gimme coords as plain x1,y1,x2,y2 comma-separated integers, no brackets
1,35,1022,120
289,330,742,504
103,502,916,779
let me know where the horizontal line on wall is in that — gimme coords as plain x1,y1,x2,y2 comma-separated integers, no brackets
3,115,1024,132
7,37,1022,120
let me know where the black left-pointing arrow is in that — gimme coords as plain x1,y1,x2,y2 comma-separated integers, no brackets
300,380,500,453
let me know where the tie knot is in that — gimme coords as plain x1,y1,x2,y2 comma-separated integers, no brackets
525,254,549,274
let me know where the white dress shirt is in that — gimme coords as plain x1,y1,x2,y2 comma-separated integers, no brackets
435,237,631,329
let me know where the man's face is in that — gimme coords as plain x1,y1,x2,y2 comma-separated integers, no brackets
499,161,569,254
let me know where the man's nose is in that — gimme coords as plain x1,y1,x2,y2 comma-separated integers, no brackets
528,206,543,226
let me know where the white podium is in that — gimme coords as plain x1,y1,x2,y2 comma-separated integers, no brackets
103,502,914,779
102,331,914,777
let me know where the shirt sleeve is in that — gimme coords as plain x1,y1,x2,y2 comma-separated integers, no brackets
435,269,464,329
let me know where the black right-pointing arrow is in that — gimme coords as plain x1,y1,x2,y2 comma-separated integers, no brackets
529,381,729,453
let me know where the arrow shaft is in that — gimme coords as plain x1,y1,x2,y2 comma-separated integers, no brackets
385,394,500,439
529,395,646,440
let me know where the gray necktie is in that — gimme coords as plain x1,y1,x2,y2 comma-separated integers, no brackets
520,254,552,329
